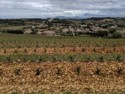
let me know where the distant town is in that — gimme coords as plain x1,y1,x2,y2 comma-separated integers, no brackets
0,17,125,38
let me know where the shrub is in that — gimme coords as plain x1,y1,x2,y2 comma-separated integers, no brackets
117,67,123,75
82,48,86,52
35,68,42,76
93,48,96,52
63,91,72,94
109,28,116,33
92,30,108,37
116,55,123,62
38,57,44,62
23,57,27,62
86,57,91,62
53,56,57,62
0,69,3,76
6,55,11,62
75,66,81,75
69,55,76,62
35,44,39,48
95,67,101,75
111,32,122,38
14,69,20,75
44,48,47,53
14,49,18,53
72,47,76,52
11,91,20,94
56,67,62,75
98,56,104,62
33,48,37,52
17,45,21,48
24,48,27,53
3,49,7,53
4,30,24,34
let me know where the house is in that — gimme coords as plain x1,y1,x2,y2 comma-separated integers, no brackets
37,31,42,35
41,30,56,36
116,28,125,34
62,28,69,33
31,26,36,29
24,29,32,34
80,25,87,28
76,28,82,33
69,27,75,32
37,24,48,29
110,25,118,29
90,27,100,32
48,18,54,22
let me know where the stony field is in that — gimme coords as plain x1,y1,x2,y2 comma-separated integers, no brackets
0,34,125,94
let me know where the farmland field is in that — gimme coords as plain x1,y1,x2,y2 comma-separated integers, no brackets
1,34,125,94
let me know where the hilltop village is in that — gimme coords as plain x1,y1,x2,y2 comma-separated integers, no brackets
0,17,125,38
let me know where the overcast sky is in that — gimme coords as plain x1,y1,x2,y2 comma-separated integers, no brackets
0,0,125,18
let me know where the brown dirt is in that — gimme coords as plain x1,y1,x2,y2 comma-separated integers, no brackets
0,47,125,55
1,61,125,93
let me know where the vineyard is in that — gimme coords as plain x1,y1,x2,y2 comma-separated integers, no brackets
1,34,125,94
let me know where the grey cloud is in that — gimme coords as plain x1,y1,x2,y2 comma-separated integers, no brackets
0,0,125,18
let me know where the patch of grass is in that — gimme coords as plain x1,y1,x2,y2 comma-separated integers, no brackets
0,53,124,62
